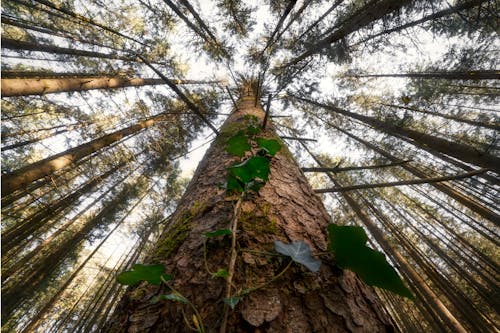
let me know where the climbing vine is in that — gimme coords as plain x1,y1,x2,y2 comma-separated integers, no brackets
116,114,413,332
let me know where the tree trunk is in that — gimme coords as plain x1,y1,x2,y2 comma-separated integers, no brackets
1,76,217,97
377,102,500,131
350,70,500,81
1,38,137,62
1,112,172,196
352,0,489,46
104,84,392,332
294,95,500,172
283,0,410,68
331,121,500,224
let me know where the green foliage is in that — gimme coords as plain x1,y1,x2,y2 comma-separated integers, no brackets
274,240,321,272
226,131,251,157
328,225,414,299
256,138,281,156
203,229,232,238
229,156,270,184
212,268,229,279
117,264,172,286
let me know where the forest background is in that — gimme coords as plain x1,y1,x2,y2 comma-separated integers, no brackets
1,0,498,332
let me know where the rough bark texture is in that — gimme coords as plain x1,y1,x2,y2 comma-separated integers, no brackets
105,86,392,332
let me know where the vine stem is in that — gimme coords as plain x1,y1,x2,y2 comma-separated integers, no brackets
220,193,244,333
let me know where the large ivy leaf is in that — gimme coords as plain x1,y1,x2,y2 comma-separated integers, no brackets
226,132,251,157
256,138,281,156
229,156,270,185
117,264,171,286
226,173,244,192
328,224,414,299
274,240,321,272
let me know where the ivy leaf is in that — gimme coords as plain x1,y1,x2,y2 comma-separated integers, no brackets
212,268,229,279
153,293,189,304
256,138,281,156
328,224,414,299
204,229,232,238
226,132,251,157
229,156,270,184
117,264,171,286
226,173,244,193
274,240,321,272
223,297,241,309
246,125,261,136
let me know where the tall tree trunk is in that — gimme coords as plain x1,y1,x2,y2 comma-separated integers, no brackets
294,95,500,171
1,76,217,97
349,70,500,81
377,103,499,131
104,83,392,332
1,112,173,196
1,38,137,62
283,0,410,68
324,120,500,224
352,0,489,46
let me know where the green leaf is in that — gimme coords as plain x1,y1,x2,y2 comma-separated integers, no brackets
256,138,281,156
204,229,232,238
246,125,260,135
229,156,270,185
226,173,244,193
117,264,171,286
274,240,321,272
212,268,229,279
226,132,251,157
154,293,189,304
328,224,414,299
223,297,241,309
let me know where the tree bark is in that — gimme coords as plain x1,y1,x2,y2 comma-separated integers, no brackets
1,112,172,196
104,84,392,332
1,76,218,97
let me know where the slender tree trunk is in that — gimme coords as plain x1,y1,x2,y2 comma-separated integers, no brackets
314,168,489,193
1,38,137,62
1,76,217,97
283,0,410,68
104,84,391,332
350,70,500,80
304,111,500,224
1,112,172,196
294,95,500,171
377,102,500,131
352,0,488,46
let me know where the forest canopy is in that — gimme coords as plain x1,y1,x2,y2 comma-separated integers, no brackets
1,0,499,332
